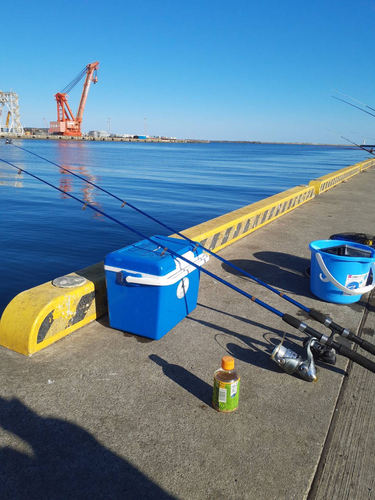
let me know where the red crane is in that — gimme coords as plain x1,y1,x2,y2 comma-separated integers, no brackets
49,61,99,137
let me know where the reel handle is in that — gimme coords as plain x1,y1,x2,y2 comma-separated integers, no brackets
309,309,375,356
282,314,375,374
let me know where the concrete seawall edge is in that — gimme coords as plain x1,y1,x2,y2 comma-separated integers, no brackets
1,158,374,355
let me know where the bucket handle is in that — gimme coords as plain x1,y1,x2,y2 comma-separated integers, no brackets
316,253,375,296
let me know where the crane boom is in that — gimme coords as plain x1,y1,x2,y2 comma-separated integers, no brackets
49,61,99,137
76,62,99,123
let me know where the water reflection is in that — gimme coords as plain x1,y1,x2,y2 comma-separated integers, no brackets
58,166,103,218
56,142,103,218
0,170,23,188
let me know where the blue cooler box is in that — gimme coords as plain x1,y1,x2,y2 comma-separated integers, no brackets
104,235,209,340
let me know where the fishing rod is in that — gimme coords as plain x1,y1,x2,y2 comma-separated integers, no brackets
331,90,375,114
339,134,375,156
331,95,375,120
326,129,375,156
9,143,375,358
1,155,375,376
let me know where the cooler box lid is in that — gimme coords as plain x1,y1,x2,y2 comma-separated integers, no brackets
104,235,205,277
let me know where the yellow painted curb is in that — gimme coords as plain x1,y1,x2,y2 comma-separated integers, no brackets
0,263,106,355
360,158,375,171
173,185,315,253
309,164,361,194
2,156,371,355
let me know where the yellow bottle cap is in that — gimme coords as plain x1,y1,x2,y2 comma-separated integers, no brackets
222,356,234,371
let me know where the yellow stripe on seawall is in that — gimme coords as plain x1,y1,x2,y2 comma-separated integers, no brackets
2,157,373,355
309,164,360,194
172,185,315,253
360,158,375,171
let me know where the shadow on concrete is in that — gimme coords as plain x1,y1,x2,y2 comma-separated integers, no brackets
368,290,375,314
197,303,307,339
0,397,175,500
193,304,347,377
97,315,155,343
356,290,375,339
347,297,371,313
76,262,108,319
149,354,213,407
221,255,314,300
221,255,374,307
187,314,283,373
253,251,310,274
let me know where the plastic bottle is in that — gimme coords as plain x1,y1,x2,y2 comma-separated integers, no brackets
212,356,240,412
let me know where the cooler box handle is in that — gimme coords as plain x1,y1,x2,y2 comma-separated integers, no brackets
125,253,209,286
316,253,375,296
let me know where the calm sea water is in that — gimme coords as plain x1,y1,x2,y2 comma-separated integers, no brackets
0,140,369,314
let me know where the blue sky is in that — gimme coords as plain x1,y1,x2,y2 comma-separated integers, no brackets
2,0,375,143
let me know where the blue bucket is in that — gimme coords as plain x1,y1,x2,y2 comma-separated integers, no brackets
309,239,375,304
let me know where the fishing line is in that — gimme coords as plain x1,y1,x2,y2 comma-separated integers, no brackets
348,132,375,142
331,95,375,119
11,144,308,311
327,129,375,156
331,89,375,114
0,155,282,318
1,154,375,373
9,142,375,355
340,136,375,154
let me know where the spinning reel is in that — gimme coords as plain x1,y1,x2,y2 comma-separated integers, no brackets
271,337,319,382
303,336,336,365
271,324,341,382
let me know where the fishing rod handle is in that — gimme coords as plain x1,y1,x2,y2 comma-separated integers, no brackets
282,314,375,374
356,338,375,356
331,342,375,374
309,309,375,356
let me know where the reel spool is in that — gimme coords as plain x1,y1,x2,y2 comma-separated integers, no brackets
271,338,318,382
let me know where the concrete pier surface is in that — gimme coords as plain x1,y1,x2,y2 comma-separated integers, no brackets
1,168,374,499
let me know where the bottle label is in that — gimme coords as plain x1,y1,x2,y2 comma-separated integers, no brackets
213,378,240,412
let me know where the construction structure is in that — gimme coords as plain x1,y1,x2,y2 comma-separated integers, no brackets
0,91,24,135
49,61,99,137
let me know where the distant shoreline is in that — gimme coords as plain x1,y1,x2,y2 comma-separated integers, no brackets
209,140,354,147
0,133,360,148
